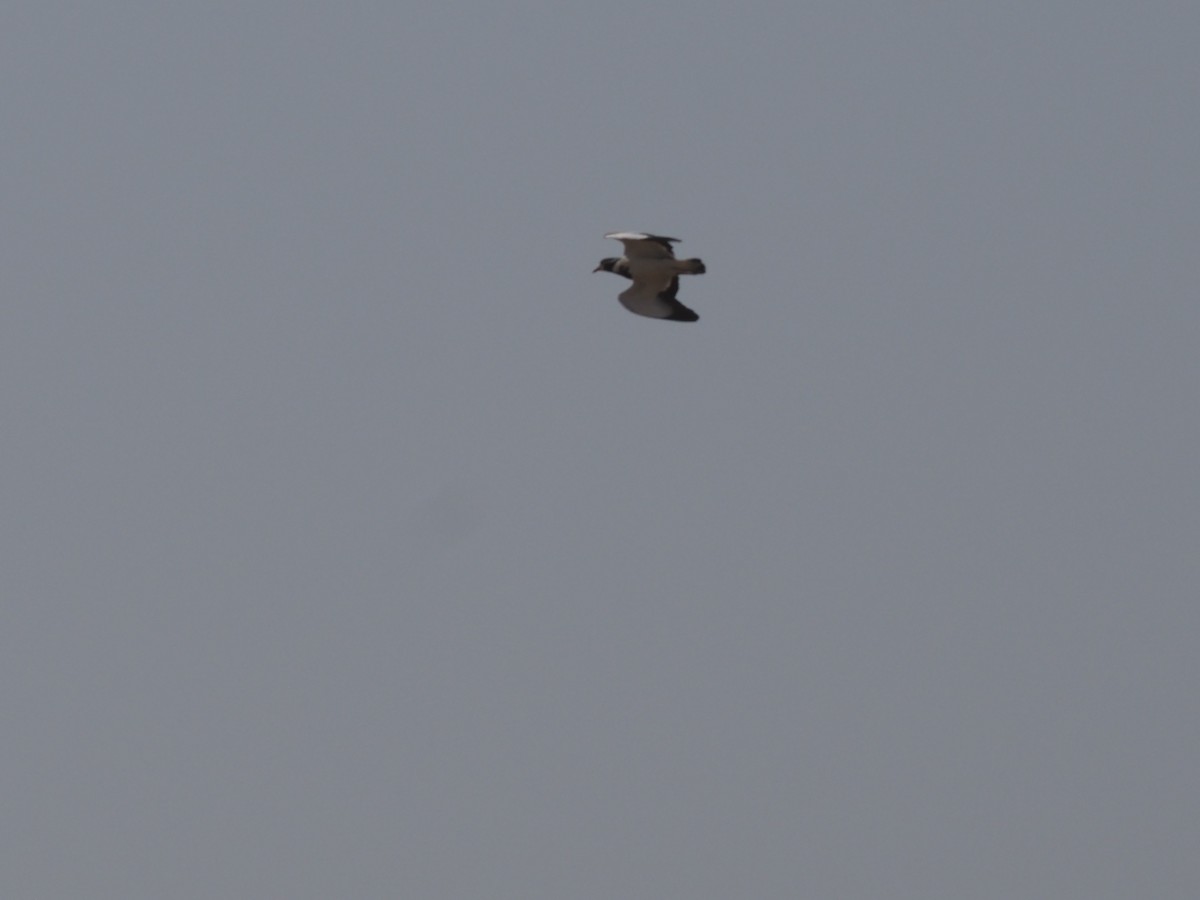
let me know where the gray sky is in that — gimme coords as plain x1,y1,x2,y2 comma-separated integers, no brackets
4,3,1198,898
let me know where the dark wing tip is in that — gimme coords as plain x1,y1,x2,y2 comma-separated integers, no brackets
658,278,699,321
665,308,699,322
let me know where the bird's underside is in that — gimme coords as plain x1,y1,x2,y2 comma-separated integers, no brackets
617,273,699,322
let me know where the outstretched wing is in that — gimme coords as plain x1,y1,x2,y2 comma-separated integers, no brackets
617,275,699,322
605,231,680,260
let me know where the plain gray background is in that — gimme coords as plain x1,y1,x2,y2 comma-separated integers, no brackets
4,3,1198,897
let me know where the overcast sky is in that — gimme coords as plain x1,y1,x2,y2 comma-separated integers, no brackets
4,3,1198,898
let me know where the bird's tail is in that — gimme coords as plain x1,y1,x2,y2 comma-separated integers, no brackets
681,258,706,275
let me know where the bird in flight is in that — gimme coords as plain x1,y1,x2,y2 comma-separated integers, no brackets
593,232,706,322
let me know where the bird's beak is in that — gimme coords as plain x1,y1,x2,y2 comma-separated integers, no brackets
592,265,602,273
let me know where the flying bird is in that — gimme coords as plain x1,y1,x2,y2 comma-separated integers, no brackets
593,232,706,322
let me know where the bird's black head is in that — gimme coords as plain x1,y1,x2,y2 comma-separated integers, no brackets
593,257,632,278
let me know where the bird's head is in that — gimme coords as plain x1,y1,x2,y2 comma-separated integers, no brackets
593,257,619,274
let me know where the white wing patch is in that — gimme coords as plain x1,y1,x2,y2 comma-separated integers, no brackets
605,231,679,260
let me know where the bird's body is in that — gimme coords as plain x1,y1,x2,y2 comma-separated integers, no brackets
593,232,706,322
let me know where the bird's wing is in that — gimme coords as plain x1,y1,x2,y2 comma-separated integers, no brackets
618,275,699,322
605,231,679,260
